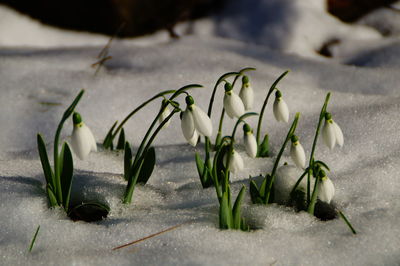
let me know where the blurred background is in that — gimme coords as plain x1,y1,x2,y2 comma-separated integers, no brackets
0,0,397,38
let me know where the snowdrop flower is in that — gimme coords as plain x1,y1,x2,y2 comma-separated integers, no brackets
317,171,335,204
243,123,257,158
224,149,244,174
180,96,212,145
322,112,344,149
290,135,306,169
158,100,171,128
223,82,245,119
187,130,199,147
273,90,289,123
239,76,254,111
70,112,97,160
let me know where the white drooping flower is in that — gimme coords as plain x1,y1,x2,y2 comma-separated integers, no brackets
223,82,245,119
180,96,212,145
158,101,171,128
70,112,97,160
290,135,306,169
273,90,289,123
239,76,254,111
188,129,199,147
317,172,335,204
322,112,344,149
243,123,257,158
223,149,244,174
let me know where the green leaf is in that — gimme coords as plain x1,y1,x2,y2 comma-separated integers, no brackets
103,120,118,149
219,191,233,229
46,186,58,207
37,134,54,189
59,142,74,211
258,134,269,157
249,179,260,204
62,90,85,120
232,186,246,229
28,225,41,252
259,176,268,198
116,128,125,150
124,141,133,181
137,147,156,185
195,152,205,178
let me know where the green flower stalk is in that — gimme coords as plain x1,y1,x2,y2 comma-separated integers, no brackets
255,70,290,157
250,112,300,204
37,89,84,212
103,89,176,150
122,84,202,204
195,67,256,188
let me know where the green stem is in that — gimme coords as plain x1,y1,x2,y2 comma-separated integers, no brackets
214,109,225,148
264,112,300,204
124,108,178,204
108,90,175,144
256,70,289,144
53,89,85,204
307,93,330,204
307,176,320,214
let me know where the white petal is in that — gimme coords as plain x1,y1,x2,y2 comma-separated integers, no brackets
181,109,195,142
244,132,257,158
70,124,95,160
223,92,245,119
317,177,335,203
188,130,199,147
158,106,171,128
273,97,289,123
230,151,244,174
239,84,254,111
191,105,213,137
322,121,336,149
290,142,306,169
332,121,344,147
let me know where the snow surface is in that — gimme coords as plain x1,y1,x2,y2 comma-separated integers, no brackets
1,1,400,265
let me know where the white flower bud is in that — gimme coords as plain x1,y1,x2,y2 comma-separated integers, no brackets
290,136,306,169
273,91,289,123
239,82,254,111
70,113,97,160
188,129,199,147
191,105,213,137
158,105,171,128
181,108,195,142
317,175,335,204
223,83,245,119
243,124,257,158
223,150,244,174
322,113,344,149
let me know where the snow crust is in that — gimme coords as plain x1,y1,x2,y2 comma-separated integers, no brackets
1,1,400,265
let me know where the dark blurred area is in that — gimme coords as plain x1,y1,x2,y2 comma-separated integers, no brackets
0,0,398,37
328,0,398,21
0,0,224,37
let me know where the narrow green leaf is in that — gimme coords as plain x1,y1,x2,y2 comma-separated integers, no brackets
249,179,260,204
116,128,125,150
28,225,40,252
258,134,269,157
63,90,85,120
195,152,205,180
232,186,246,229
60,143,74,211
137,147,156,185
37,134,54,188
338,210,357,235
219,191,233,229
124,141,133,181
46,186,58,207
103,120,118,148
259,176,268,198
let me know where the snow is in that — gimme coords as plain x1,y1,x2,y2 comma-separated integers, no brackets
1,1,400,265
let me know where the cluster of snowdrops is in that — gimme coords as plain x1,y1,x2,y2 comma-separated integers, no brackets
37,68,355,233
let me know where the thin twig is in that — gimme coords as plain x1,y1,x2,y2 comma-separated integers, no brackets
112,221,192,250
